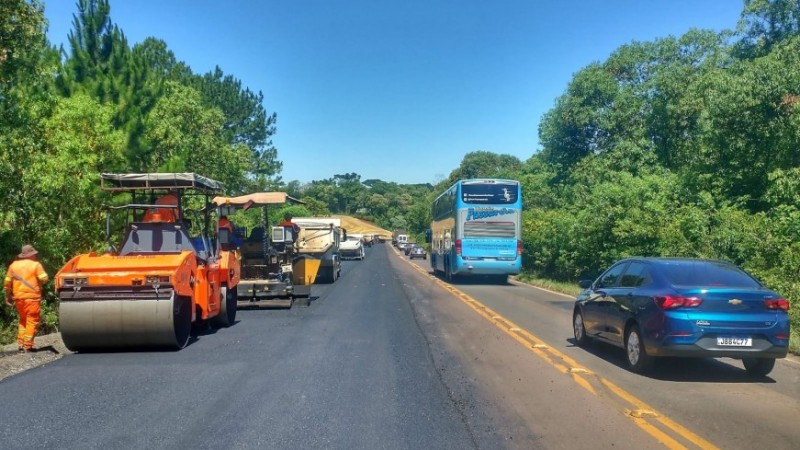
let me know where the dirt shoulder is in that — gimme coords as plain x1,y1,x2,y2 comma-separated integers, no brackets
0,332,72,382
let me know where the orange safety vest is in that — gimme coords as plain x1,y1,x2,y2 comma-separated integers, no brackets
143,194,179,223
4,259,49,300
219,218,234,233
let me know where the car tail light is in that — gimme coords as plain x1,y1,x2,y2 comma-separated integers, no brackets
776,333,789,340
455,239,462,256
764,298,790,311
517,239,522,256
668,331,692,336
654,295,703,309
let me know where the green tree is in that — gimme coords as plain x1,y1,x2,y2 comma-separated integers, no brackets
132,37,191,81
684,36,800,208
446,151,522,183
143,81,250,191
333,173,366,214
736,0,800,57
303,179,338,212
538,63,619,179
56,0,160,164
0,0,53,339
25,94,127,257
299,197,330,216
367,193,389,217
187,66,282,189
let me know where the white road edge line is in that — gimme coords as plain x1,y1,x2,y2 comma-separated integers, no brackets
508,277,575,299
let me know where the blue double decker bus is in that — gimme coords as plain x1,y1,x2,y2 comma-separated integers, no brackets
428,179,522,281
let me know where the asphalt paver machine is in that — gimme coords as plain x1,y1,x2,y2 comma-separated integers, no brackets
212,192,320,308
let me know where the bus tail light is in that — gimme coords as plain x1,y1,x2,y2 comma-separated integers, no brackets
455,239,462,256
517,239,522,256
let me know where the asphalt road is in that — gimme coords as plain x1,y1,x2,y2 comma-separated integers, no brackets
1,244,798,449
401,248,800,450
0,245,474,450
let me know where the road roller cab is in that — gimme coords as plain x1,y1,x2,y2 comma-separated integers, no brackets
55,172,240,351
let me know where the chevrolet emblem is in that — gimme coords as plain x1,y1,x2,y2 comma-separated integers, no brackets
728,299,743,305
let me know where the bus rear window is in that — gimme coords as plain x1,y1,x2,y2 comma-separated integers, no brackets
461,183,518,204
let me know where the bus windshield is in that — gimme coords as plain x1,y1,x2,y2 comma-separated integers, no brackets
461,183,519,204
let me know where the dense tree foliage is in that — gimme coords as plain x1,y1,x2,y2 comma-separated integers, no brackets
527,0,800,343
0,0,282,341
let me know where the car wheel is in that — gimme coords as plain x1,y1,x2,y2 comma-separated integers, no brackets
624,325,653,374
573,309,589,347
743,357,775,377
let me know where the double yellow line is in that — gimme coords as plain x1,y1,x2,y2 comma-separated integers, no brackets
401,254,719,450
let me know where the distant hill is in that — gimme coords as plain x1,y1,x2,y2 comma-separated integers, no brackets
334,215,391,238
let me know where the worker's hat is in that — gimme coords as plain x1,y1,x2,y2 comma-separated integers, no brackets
18,244,38,259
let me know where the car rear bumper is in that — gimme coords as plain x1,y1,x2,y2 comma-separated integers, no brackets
340,249,363,259
645,311,791,359
647,336,789,359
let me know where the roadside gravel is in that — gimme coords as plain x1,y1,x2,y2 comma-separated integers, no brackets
0,333,72,382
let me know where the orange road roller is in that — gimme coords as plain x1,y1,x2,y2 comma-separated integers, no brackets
55,173,240,351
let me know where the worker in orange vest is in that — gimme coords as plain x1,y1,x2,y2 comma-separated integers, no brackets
4,244,49,352
219,215,234,234
279,213,300,243
216,215,240,249
142,192,179,222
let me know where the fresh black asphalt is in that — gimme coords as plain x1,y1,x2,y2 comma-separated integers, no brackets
0,244,477,450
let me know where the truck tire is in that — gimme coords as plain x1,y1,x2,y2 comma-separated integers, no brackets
327,264,337,283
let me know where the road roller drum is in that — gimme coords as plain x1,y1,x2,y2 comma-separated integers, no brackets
59,293,191,351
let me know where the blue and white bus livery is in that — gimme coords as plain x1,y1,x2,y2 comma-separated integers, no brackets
428,179,522,282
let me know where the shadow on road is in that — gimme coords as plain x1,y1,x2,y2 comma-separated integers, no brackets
565,338,777,384
431,272,513,286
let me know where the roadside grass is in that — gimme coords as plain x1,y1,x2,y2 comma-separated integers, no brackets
514,273,582,297
514,273,800,356
0,323,16,345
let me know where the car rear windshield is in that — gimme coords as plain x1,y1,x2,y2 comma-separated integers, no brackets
659,261,762,288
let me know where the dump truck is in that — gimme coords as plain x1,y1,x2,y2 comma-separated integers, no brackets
55,172,240,351
292,217,342,283
212,192,321,308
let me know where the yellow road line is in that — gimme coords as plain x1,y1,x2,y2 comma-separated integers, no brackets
400,255,719,450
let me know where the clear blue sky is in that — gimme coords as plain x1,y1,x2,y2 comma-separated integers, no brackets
44,0,744,185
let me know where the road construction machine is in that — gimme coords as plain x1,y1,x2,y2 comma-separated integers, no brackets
55,173,240,351
292,217,342,283
212,192,321,308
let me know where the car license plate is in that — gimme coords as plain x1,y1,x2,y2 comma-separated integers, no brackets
717,336,752,347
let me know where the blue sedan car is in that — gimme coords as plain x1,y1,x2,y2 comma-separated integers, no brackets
573,258,790,376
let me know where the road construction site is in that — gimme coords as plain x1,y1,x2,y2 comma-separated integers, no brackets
2,242,800,450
